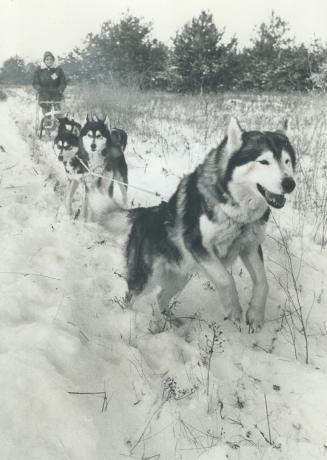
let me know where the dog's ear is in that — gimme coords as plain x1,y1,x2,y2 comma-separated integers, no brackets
277,118,292,138
86,113,91,122
226,118,243,154
103,115,111,131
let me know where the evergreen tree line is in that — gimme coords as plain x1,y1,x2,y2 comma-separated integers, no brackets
2,10,327,92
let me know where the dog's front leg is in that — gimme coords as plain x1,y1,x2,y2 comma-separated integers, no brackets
240,245,269,333
113,171,128,206
81,179,89,221
199,259,243,326
119,182,128,206
66,178,79,216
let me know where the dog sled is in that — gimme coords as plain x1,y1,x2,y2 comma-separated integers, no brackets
35,97,64,139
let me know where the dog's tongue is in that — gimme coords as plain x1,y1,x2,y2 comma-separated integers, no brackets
265,190,286,208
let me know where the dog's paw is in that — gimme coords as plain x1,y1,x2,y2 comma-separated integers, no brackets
148,319,165,334
224,305,243,331
245,308,264,333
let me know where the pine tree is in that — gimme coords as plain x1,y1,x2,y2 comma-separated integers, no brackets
68,13,168,88
171,10,237,92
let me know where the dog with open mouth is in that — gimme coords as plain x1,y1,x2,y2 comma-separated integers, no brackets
100,118,296,332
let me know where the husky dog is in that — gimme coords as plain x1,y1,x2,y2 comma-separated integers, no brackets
102,118,296,332
54,114,81,166
65,115,128,219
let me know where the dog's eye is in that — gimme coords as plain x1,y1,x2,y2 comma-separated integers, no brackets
96,134,103,139
258,160,270,165
285,159,290,164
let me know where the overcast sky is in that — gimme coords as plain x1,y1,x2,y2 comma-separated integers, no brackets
1,0,327,65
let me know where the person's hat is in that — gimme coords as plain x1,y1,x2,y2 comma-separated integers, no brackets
43,51,55,62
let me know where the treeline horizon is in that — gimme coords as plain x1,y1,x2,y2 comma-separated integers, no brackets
1,10,327,93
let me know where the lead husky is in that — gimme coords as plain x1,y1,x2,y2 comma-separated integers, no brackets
101,118,296,332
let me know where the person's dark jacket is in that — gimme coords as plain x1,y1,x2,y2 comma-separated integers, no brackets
33,65,67,102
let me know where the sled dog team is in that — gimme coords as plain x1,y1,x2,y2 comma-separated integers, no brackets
53,114,296,333
54,114,128,220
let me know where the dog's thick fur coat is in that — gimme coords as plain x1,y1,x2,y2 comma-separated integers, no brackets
103,119,296,332
63,115,128,219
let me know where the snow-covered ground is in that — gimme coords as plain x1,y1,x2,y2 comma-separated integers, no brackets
1,88,327,460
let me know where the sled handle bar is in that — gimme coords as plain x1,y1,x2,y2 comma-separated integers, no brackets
38,100,64,104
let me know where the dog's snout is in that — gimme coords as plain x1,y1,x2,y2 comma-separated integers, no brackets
91,143,96,151
282,176,296,193
58,154,63,161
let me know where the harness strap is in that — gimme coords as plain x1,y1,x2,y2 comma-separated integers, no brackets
76,156,164,199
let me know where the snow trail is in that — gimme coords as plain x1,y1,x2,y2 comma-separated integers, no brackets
1,92,327,459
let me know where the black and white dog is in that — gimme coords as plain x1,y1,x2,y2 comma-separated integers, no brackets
100,118,296,332
64,115,128,219
54,114,81,166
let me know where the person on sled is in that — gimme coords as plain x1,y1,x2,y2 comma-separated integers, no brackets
32,51,67,115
